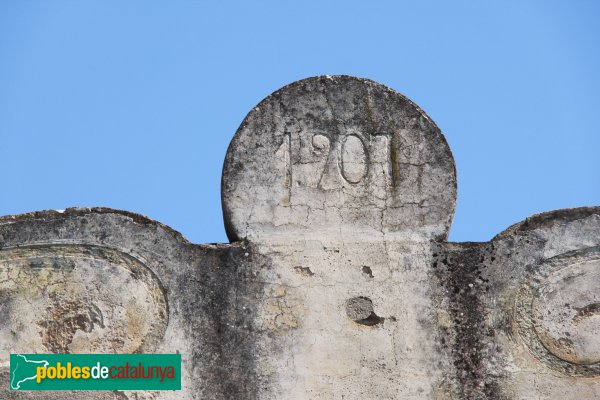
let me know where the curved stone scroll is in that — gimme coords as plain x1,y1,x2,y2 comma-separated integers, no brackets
432,208,600,398
222,75,457,241
515,246,600,376
0,244,168,357
0,208,258,400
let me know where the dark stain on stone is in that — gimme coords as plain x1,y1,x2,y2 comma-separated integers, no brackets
177,241,261,399
573,302,600,324
0,294,13,326
433,243,503,400
294,266,314,276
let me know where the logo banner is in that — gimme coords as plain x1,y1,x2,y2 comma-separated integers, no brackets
10,354,181,390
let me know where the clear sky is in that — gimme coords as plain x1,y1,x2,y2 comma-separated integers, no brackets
1,1,598,244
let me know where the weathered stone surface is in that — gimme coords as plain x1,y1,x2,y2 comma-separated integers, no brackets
222,75,457,242
0,209,260,399
1,76,599,399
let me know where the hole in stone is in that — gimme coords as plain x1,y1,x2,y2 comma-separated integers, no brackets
294,266,314,276
346,296,384,326
362,266,374,278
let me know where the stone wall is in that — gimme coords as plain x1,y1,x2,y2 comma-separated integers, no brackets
1,76,598,399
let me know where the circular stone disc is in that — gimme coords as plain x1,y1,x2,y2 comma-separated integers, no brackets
533,258,600,365
514,246,600,375
0,245,168,360
222,76,456,241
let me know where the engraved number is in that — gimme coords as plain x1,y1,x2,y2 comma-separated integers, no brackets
278,132,392,188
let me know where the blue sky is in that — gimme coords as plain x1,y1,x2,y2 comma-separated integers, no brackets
1,1,598,244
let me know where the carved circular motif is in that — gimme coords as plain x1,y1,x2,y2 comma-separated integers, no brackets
514,247,600,376
0,245,168,364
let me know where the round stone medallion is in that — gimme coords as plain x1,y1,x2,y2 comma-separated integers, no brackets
0,244,168,364
514,246,600,375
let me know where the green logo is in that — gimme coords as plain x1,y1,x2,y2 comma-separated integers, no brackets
10,354,181,390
